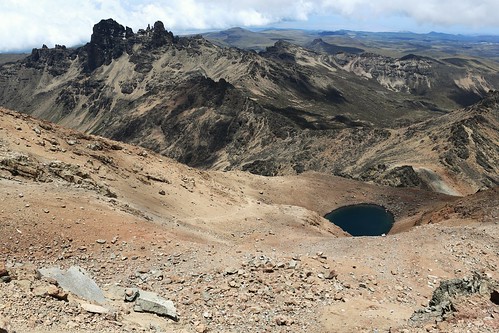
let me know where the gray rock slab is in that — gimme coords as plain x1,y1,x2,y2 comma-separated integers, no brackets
134,290,177,321
38,266,106,304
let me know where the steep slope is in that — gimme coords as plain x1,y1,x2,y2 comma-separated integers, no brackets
0,19,497,195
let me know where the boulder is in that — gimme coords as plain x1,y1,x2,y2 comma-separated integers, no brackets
133,290,177,321
38,266,106,304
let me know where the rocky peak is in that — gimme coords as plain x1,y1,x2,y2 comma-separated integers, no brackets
310,38,324,45
83,19,130,72
261,40,296,62
90,18,126,46
151,21,174,47
81,19,177,72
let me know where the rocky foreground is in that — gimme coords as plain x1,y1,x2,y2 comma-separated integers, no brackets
0,107,498,332
1,225,498,333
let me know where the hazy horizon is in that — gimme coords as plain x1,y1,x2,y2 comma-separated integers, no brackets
1,0,499,53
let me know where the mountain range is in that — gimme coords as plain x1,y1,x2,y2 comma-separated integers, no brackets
0,19,497,195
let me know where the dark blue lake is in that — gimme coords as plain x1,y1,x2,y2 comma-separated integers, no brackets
324,204,394,236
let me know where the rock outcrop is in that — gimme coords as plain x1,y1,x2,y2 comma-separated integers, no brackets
83,18,128,72
411,272,499,324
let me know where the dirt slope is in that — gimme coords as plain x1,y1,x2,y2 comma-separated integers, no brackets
1,107,498,333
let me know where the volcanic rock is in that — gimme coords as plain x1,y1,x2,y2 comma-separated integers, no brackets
84,18,127,72
151,21,173,47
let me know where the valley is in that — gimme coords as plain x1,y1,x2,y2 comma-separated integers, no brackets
0,19,498,333
0,19,497,195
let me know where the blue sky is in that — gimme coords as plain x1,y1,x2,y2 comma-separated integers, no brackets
1,0,498,52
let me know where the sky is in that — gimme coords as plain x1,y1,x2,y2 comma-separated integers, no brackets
1,0,499,52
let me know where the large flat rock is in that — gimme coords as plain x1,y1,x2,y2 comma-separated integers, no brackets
38,266,106,304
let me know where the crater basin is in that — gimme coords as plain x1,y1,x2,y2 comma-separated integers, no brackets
324,204,394,236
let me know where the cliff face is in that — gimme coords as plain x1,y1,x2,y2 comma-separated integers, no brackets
0,19,497,194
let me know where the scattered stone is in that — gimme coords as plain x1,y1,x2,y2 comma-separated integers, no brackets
38,266,106,304
81,302,110,314
87,142,103,151
325,269,338,280
263,263,274,273
195,324,207,333
411,272,497,323
133,290,177,321
0,276,11,283
33,284,68,301
288,260,298,269
0,263,8,278
125,288,139,302
96,239,106,244
159,189,166,195
491,289,499,305
275,315,293,326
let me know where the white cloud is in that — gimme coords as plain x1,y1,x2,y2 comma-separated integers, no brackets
0,0,498,52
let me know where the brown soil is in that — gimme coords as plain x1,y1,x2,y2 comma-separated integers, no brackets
1,107,497,332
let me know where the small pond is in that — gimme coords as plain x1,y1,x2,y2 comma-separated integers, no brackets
324,204,394,236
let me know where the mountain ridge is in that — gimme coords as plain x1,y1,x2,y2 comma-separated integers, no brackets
0,18,497,194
